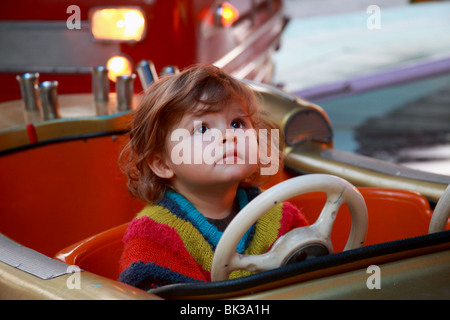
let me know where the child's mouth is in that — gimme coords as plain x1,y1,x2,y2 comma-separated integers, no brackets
221,149,238,163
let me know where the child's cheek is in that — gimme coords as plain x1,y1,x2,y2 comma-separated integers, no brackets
240,131,258,165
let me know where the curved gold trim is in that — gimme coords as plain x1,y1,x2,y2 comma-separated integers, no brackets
0,260,160,300
285,144,449,202
247,80,334,148
245,247,450,300
0,93,141,152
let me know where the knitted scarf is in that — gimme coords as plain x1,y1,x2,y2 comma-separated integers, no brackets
118,187,308,291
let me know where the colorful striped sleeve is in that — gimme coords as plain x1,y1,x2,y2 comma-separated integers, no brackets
118,214,209,290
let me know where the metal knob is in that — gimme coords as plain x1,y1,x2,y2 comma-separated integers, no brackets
160,65,180,76
16,72,40,112
116,74,136,111
38,81,60,120
136,60,158,90
91,66,110,103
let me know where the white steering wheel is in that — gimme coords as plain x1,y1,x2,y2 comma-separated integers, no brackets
429,184,450,234
211,174,368,282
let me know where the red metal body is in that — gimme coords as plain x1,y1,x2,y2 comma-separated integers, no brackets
0,0,286,102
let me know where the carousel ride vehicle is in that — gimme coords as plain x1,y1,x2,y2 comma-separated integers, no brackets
0,62,449,299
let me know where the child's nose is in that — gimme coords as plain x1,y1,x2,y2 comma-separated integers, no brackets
222,129,237,144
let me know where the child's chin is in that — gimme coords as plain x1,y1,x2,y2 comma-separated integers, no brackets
216,164,257,180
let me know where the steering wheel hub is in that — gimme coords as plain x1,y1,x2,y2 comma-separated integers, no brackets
284,244,329,266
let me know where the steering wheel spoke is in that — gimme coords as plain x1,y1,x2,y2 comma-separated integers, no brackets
224,225,331,276
314,198,342,238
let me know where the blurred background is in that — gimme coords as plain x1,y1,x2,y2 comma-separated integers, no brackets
1,0,449,175
274,0,450,174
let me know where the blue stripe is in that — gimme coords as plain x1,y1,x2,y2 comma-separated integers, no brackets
162,188,256,253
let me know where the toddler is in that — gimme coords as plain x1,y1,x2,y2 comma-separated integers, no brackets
118,65,308,290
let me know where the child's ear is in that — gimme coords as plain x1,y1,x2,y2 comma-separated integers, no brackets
147,155,174,179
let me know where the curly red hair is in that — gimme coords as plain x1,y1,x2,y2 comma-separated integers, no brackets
119,64,283,203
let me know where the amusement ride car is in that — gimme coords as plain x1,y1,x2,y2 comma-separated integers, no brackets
0,67,449,299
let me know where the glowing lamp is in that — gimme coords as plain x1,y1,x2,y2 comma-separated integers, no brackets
90,7,146,41
106,56,133,82
216,2,239,28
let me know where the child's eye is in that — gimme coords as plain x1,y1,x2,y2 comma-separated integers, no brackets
231,119,245,129
194,124,209,135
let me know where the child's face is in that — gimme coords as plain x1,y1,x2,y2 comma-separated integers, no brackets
163,103,259,189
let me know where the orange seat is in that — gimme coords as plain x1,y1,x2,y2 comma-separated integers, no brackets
55,187,433,281
290,187,433,252
55,223,129,281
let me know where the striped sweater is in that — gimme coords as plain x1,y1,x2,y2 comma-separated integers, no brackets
118,187,308,291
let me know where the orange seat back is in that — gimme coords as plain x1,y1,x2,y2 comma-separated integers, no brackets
289,188,432,252
55,223,129,280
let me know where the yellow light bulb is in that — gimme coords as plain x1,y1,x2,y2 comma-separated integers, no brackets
106,56,133,82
